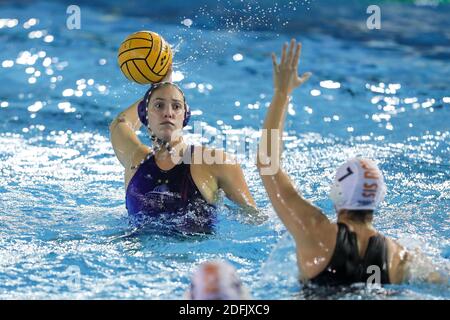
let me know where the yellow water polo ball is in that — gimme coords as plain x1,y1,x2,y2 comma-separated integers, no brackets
117,30,172,84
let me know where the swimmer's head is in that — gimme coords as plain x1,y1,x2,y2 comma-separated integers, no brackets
187,260,250,300
138,82,190,142
330,158,387,214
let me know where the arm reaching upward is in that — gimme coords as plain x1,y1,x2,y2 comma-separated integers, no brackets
257,40,334,247
109,99,148,170
109,68,173,170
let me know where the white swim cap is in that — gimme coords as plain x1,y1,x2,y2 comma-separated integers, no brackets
330,158,386,211
188,260,249,300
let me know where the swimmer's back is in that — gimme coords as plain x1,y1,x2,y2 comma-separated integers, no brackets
295,221,408,285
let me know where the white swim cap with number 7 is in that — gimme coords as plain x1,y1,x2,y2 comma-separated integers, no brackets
330,158,387,211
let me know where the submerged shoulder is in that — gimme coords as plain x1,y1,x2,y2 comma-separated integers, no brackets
385,237,409,284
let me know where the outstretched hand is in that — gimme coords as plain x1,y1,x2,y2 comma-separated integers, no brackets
272,39,311,96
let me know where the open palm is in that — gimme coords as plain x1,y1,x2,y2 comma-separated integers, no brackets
272,39,311,96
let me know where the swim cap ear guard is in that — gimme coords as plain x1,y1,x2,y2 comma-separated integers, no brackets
137,82,190,128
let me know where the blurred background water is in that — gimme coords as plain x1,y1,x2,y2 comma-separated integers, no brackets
0,0,449,299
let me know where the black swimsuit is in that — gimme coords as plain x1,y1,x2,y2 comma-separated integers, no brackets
309,223,390,286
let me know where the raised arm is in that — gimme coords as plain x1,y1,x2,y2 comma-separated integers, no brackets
110,68,173,170
109,100,150,170
257,39,332,242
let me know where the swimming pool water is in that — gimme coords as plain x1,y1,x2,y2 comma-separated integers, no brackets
0,0,449,299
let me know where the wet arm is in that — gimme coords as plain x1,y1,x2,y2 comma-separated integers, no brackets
257,40,330,239
214,152,257,210
109,68,173,169
400,249,449,285
109,99,149,169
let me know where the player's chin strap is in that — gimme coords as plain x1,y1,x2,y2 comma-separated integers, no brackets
130,132,174,170
148,129,173,154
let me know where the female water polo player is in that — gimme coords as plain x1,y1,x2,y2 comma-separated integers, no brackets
109,69,257,232
257,39,446,285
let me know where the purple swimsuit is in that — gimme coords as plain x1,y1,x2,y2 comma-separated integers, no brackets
125,145,216,233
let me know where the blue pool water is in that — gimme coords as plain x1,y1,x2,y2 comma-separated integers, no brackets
0,0,449,299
